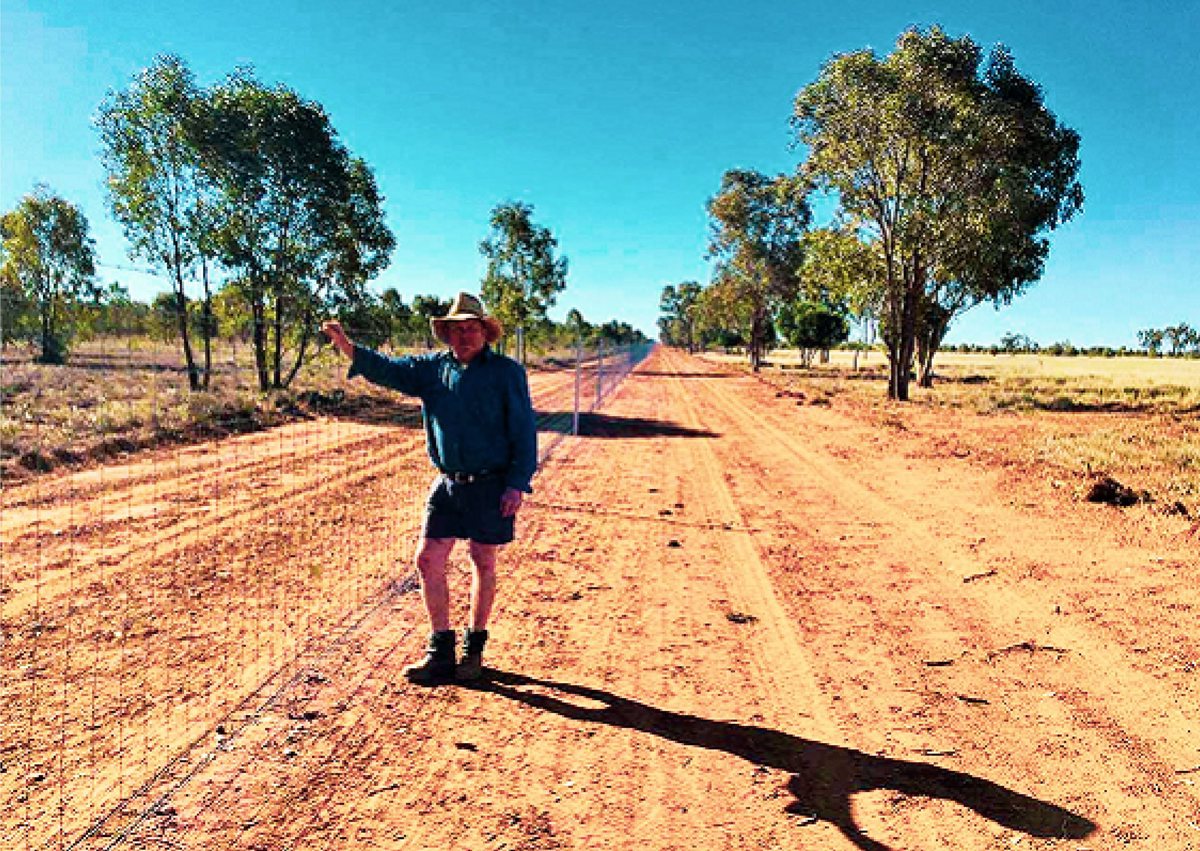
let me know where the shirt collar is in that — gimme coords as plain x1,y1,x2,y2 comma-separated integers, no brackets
442,344,493,367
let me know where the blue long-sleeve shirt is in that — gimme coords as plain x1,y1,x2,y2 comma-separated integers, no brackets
347,344,538,493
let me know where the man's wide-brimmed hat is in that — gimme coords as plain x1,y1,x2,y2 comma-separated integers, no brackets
430,292,503,345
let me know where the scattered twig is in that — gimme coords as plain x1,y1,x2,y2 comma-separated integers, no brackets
986,640,1069,661
962,568,998,584
726,612,758,625
919,748,959,757
368,782,404,797
1175,765,1200,776
956,694,990,705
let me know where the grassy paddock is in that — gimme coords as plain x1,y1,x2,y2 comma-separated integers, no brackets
753,349,1200,411
710,347,1200,518
765,348,1200,384
0,335,603,482
0,337,355,481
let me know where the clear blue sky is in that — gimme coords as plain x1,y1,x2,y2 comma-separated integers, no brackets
3,0,1197,346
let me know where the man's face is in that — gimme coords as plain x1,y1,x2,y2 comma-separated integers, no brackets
446,319,486,362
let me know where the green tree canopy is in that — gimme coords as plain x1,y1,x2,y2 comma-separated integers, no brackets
479,200,568,363
97,57,394,390
706,170,810,370
658,281,702,351
75,283,153,339
195,68,395,390
0,278,37,345
594,319,648,346
375,287,414,347
793,26,1083,399
563,307,594,345
692,271,762,353
0,186,98,363
97,53,213,388
407,293,452,349
777,300,850,366
799,228,883,321
1163,323,1197,357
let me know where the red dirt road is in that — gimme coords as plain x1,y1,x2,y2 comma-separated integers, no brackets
4,347,1199,849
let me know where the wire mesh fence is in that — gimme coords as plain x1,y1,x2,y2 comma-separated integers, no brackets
0,330,651,850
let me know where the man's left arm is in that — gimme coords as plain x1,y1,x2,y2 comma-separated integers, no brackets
500,363,538,515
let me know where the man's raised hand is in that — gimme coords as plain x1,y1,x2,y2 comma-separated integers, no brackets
321,321,354,359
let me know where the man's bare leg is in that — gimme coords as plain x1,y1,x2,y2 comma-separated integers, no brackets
405,537,458,682
405,537,458,683
458,541,500,680
467,541,500,630
414,536,455,631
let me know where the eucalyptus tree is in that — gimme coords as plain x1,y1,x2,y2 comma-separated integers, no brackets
1137,328,1165,357
479,201,568,364
377,287,414,347
1163,323,1197,357
333,291,393,349
78,283,151,338
692,269,755,353
999,332,1037,354
97,54,214,389
563,307,594,347
658,280,702,351
595,319,647,346
799,227,885,363
793,26,1083,399
409,293,452,348
195,69,394,390
706,169,810,371
0,275,37,345
0,187,98,363
776,300,850,366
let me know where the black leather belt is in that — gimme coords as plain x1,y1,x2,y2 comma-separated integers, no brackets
442,470,499,484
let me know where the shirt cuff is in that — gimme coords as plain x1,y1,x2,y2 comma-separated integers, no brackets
506,477,533,494
347,344,365,379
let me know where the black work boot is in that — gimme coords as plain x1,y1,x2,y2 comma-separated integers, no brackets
404,630,456,684
457,629,489,681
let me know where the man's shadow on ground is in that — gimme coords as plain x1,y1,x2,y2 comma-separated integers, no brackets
471,671,1095,851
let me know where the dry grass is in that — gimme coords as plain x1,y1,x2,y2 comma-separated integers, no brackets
0,337,351,481
757,349,1200,411
708,347,1200,519
0,336,611,482
7,338,1198,519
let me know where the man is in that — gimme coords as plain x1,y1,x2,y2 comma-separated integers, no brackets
321,292,537,683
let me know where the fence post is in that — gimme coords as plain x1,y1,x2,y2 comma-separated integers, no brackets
595,340,605,405
572,334,582,436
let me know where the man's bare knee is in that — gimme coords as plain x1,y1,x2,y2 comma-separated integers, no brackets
468,542,500,574
417,538,455,576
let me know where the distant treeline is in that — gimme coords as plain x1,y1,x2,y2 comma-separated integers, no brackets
966,327,1200,358
0,284,646,354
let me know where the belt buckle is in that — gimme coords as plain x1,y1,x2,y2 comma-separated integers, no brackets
446,470,493,484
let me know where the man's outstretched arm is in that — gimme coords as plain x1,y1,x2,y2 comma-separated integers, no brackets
321,320,355,359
